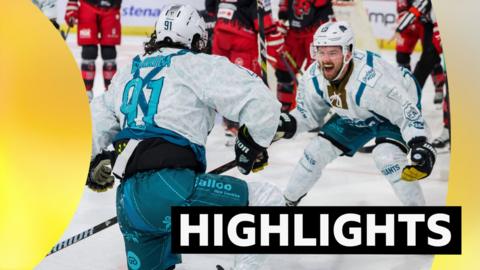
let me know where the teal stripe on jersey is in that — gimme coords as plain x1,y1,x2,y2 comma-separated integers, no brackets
312,76,331,107
312,76,324,98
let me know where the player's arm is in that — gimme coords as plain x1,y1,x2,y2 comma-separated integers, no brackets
396,0,429,33
364,82,436,181
278,72,330,139
188,55,281,174
90,90,120,158
87,68,124,191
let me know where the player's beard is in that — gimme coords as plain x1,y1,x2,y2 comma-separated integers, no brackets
320,60,343,81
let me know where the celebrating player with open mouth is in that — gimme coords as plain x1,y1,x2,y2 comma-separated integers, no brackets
276,21,436,207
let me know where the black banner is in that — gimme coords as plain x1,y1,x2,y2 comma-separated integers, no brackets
171,206,461,254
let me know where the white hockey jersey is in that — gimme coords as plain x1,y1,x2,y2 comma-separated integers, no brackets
32,0,57,19
90,48,281,167
290,50,428,144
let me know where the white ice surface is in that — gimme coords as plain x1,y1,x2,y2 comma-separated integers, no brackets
36,35,449,270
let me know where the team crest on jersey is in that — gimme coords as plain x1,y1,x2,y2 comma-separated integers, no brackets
403,103,421,121
357,65,381,87
293,0,313,20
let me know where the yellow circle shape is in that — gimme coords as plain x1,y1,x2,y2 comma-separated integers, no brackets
0,2,91,269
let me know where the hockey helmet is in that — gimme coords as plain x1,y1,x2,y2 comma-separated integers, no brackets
155,4,207,50
313,21,355,56
312,21,355,81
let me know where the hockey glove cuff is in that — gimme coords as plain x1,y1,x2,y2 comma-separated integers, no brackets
235,125,268,175
401,137,436,181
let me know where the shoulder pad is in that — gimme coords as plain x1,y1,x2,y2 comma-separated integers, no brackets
356,64,382,88
353,50,365,61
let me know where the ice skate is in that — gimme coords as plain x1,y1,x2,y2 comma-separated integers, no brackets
433,90,444,104
432,127,450,149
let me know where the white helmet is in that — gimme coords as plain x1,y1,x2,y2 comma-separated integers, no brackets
155,4,207,50
312,21,355,81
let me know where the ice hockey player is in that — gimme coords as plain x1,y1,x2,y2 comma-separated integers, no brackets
275,0,335,112
64,0,122,101
275,21,436,206
86,4,283,270
32,0,64,36
430,20,450,149
395,0,445,104
206,0,284,145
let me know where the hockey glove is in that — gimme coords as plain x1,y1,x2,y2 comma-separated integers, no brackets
65,0,79,27
86,150,116,192
276,20,288,36
252,150,269,173
266,30,285,69
274,113,297,141
401,137,436,181
235,125,268,175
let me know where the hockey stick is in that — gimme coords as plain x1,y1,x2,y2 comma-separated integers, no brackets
283,51,303,76
46,159,238,256
280,53,299,85
47,216,117,256
256,0,269,86
62,26,71,40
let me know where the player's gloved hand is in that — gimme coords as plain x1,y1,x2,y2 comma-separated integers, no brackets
266,29,285,69
65,0,79,27
274,113,297,141
235,125,268,175
401,137,436,181
252,149,269,173
86,150,116,192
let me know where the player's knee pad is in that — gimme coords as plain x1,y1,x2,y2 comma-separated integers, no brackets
247,181,284,206
396,52,411,70
372,142,407,182
302,136,342,174
284,136,342,201
100,45,117,60
276,61,296,112
431,63,445,89
372,142,425,206
81,45,98,60
234,254,266,270
277,81,295,112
